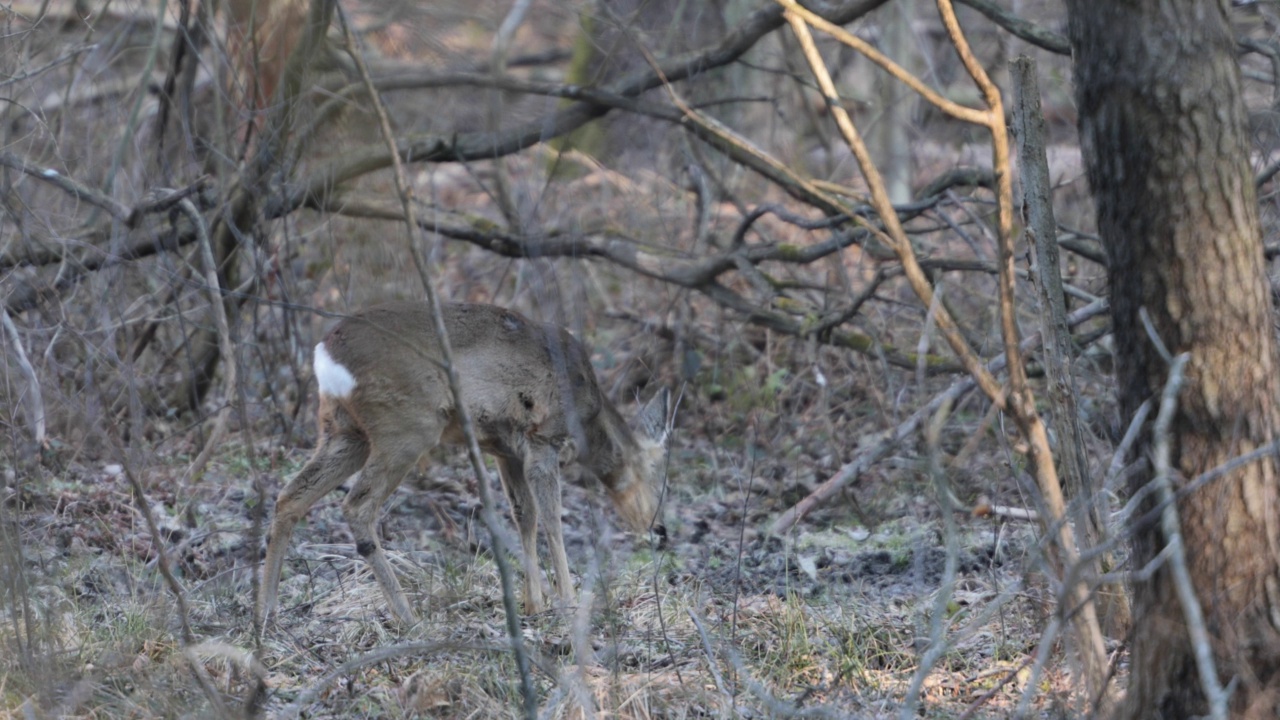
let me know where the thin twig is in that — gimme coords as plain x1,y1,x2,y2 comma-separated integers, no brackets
779,4,1005,403
1015,614,1064,718
0,43,98,88
899,398,962,719
277,642,503,720
486,0,534,231
106,430,232,718
1104,400,1153,497
100,0,167,207
955,0,1069,54
778,1,987,124
0,308,46,448
771,298,1109,534
687,608,732,701
939,0,1111,703
957,653,1037,720
180,198,235,484
337,9,537,718
0,152,131,221
1151,353,1228,720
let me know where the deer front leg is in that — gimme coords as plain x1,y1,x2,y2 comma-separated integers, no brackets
527,444,573,605
497,455,545,614
341,439,423,625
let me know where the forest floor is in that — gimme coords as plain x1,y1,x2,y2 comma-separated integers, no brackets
4,398,1105,719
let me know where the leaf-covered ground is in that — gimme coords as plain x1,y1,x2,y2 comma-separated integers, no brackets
3,417,1089,718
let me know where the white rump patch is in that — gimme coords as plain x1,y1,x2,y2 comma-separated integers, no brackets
314,342,356,398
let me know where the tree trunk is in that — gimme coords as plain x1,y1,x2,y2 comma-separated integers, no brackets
1067,1,1280,717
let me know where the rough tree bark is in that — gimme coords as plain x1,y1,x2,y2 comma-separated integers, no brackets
1067,1,1280,717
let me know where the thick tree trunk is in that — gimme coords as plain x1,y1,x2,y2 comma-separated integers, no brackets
1067,1,1280,717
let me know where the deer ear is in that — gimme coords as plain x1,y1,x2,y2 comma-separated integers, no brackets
634,388,670,445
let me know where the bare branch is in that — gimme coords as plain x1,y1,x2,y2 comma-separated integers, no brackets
276,0,892,218
955,0,1070,54
1151,353,1229,720
0,308,45,448
315,193,963,372
277,643,506,720
0,152,131,221
771,298,1111,534
781,1,989,124
181,198,234,485
779,0,1006,398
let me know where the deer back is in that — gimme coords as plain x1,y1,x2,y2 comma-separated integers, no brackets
320,302,606,453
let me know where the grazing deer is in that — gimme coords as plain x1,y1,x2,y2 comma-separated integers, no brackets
257,302,669,626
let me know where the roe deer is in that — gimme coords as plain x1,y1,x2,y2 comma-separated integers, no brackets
257,301,669,626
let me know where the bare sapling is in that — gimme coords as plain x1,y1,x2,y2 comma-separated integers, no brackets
257,301,669,626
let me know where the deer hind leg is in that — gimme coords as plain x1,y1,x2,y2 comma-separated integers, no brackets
527,444,573,606
497,455,545,614
341,429,433,625
259,428,369,626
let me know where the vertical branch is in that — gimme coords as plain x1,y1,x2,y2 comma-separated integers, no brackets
899,398,962,718
336,10,538,719
1010,56,1126,632
100,0,168,205
934,0,1110,704
106,430,233,718
182,197,236,484
1010,56,1095,529
488,0,535,231
933,0,1021,393
0,308,46,450
182,0,335,412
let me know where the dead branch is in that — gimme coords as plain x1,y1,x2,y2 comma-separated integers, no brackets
779,0,1004,401
277,0,892,218
0,307,45,449
313,193,964,373
98,415,233,717
955,0,1070,54
277,642,507,720
485,0,533,230
1012,54,1118,610
1151,353,1228,720
0,152,131,221
0,175,211,273
1015,615,1065,717
958,0,1263,65
771,298,1110,535
900,401,963,718
3,225,186,314
181,197,235,485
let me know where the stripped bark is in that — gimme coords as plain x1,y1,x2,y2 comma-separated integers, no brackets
1009,56,1127,636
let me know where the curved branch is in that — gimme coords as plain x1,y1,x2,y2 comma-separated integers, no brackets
959,0,1268,64
781,1,989,125
954,0,1070,55
0,152,131,221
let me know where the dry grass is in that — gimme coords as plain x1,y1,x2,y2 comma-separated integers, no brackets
2,429,1080,718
